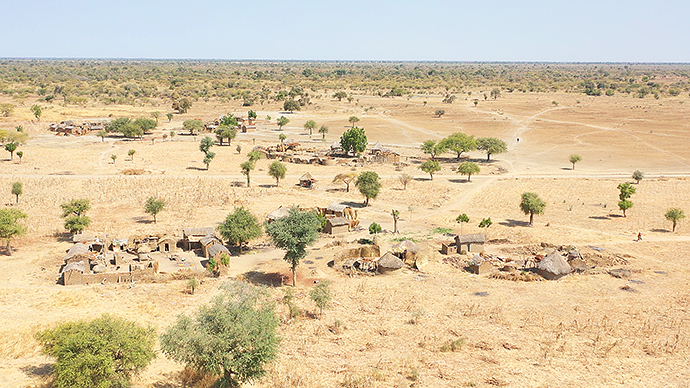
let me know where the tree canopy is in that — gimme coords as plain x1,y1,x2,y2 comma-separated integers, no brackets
160,282,279,387
218,207,262,250
268,161,287,186
240,160,255,187
36,314,155,388
172,98,192,113
184,119,204,135
476,137,507,161
632,170,644,184
520,192,546,226
348,116,360,127
457,161,480,181
265,208,321,286
0,208,26,255
144,197,165,223
283,99,300,112
665,208,685,232
340,126,367,155
419,160,441,179
11,181,22,203
276,116,289,129
333,172,358,192
421,139,444,160
61,199,91,235
439,132,476,160
355,171,381,206
569,154,582,170
215,125,237,146
304,120,317,136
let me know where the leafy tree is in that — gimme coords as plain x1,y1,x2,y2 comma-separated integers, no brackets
16,151,23,163
36,314,155,388
435,109,445,117
456,161,480,181
283,99,300,112
160,282,279,388
203,151,215,170
440,133,476,160
278,133,287,143
456,213,469,233
618,182,636,200
632,170,644,184
132,117,157,133
64,215,91,235
0,208,26,255
128,149,136,160
340,126,368,155
276,116,289,130
318,124,328,140
184,119,204,135
144,197,165,223
665,208,685,232
355,171,381,206
61,199,90,217
247,150,262,162
368,222,382,235
97,130,108,142
172,98,192,114
348,116,360,127
618,200,633,217
419,160,441,179
569,154,582,170
478,217,493,228
476,137,507,161
421,140,444,160
248,110,257,119
268,161,287,186
304,120,317,136
520,192,546,226
5,142,17,159
30,104,42,120
333,91,348,101
265,208,321,286
166,113,173,122
310,281,332,318
215,125,237,146
217,207,262,250
266,115,272,121
11,181,22,203
150,111,160,123
199,136,214,154
473,100,479,107
220,114,239,127
398,173,412,190
490,88,501,99
333,172,358,192
240,160,255,187
391,209,400,233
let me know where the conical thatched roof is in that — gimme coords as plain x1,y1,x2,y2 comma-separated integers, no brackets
267,206,290,221
378,252,404,270
537,250,572,280
372,141,383,151
300,172,316,181
391,240,420,254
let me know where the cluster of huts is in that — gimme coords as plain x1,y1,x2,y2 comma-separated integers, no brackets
205,116,256,133
49,120,107,136
333,239,425,275
267,203,361,236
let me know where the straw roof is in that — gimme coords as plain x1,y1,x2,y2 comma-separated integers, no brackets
455,234,486,244
64,243,90,261
378,252,404,270
208,244,230,257
327,217,350,227
391,240,420,254
327,203,350,213
267,206,290,220
183,227,215,237
61,261,87,274
299,172,316,182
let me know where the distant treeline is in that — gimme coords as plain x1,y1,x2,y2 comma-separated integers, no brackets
0,60,688,107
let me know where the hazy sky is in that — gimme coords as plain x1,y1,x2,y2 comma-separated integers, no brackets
2,0,689,62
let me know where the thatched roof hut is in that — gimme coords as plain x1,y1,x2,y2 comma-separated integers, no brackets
64,243,90,261
299,172,317,188
267,206,290,222
455,234,486,244
377,252,404,273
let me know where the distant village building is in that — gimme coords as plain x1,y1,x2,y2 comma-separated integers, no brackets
325,217,350,234
182,227,216,251
299,172,317,188
455,234,486,253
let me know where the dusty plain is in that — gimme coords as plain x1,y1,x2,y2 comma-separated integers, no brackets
1,87,690,388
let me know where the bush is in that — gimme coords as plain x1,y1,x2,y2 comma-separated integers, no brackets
310,281,332,318
368,222,382,234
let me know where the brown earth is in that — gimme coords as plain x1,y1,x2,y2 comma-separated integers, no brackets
1,91,690,387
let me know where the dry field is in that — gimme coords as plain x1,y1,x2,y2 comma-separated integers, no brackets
1,90,690,387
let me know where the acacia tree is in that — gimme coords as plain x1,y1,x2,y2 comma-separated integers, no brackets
0,208,26,255
318,124,329,140
348,116,360,127
355,171,381,206
569,154,582,170
340,126,367,156
97,130,107,142
61,199,91,235
184,119,204,135
419,160,441,179
665,208,685,232
276,116,289,130
333,172,357,192
11,181,22,203
435,109,445,117
5,142,17,159
457,161,480,181
333,91,348,101
304,120,317,136
217,207,262,251
215,125,237,146
421,140,445,160
520,192,546,226
440,132,476,160
144,197,165,223
268,161,287,186
160,282,279,388
265,208,321,286
617,182,636,217
632,170,644,184
477,137,507,161
37,314,155,388
456,213,470,233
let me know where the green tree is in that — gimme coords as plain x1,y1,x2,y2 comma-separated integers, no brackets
268,161,287,186
278,133,287,143
478,217,493,228
240,160,255,187
5,142,17,159
61,199,91,235
215,125,237,146
283,99,300,112
64,215,91,235
490,88,501,99
340,126,368,155
166,113,173,122
248,110,257,119
11,181,22,203
435,109,445,117
16,151,23,163
618,200,633,217
310,281,332,318
111,154,117,164
440,133,476,160
220,114,238,127
217,207,262,251
419,160,441,179
150,111,160,123
632,170,644,184
30,104,42,121
0,208,26,255
199,136,214,154
318,124,328,140
169,130,176,140
520,192,546,226
248,149,263,162
355,171,381,206
368,222,382,234
36,314,155,388
265,208,321,286
348,116,360,127
333,91,348,101
456,213,469,233
473,100,479,107
97,130,108,142
333,172,358,192
172,98,192,114
618,182,636,200
665,208,685,232
421,140,444,160
276,116,289,130
144,197,165,223
128,149,136,160
456,161,480,182
203,151,215,170
184,119,204,135
569,154,582,170
476,137,508,161
132,117,157,134
304,120,317,136
160,282,279,388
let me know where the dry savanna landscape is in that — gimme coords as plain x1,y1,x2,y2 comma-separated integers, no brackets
1,61,690,387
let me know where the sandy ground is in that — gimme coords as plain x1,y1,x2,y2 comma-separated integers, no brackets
1,91,690,387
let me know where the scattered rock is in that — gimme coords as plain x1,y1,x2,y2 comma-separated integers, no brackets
537,250,571,280
609,268,631,278
568,258,588,273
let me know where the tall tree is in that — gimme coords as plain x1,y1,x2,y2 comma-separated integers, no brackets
332,172,358,192
199,136,214,154
184,119,204,135
665,208,685,232
283,99,300,112
318,124,329,140
304,120,317,136
569,154,582,170
276,116,289,130
268,161,287,186
217,207,262,250
172,98,192,114
355,171,381,206
265,208,321,286
215,125,237,146
476,137,507,161
340,126,367,155
203,151,215,170
391,209,400,234
419,160,441,180
421,140,444,160
11,181,22,203
241,160,255,187
457,161,480,181
5,142,17,159
60,199,91,235
144,197,165,223
632,170,644,184
0,208,26,255
348,116,360,127
440,132,476,160
520,192,546,226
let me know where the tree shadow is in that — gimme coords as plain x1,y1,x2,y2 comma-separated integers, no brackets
608,214,624,218
413,177,431,181
499,219,531,227
650,228,670,233
21,364,52,377
134,216,153,224
186,166,207,171
259,184,276,188
448,178,470,184
589,216,610,220
561,167,573,170
242,270,288,287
